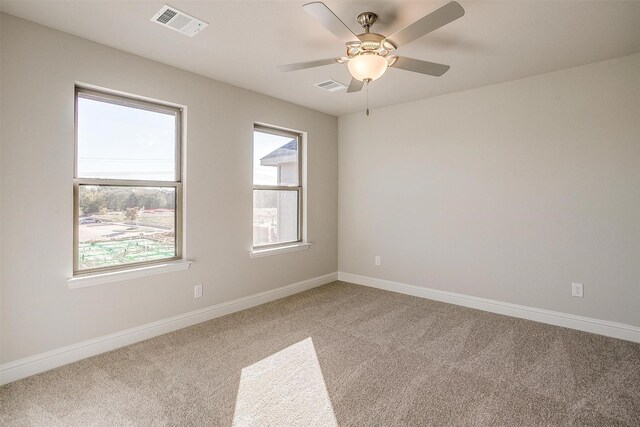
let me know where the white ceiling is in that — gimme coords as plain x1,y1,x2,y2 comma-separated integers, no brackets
1,1,639,116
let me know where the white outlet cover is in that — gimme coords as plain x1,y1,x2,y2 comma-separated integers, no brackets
571,282,583,298
194,284,203,298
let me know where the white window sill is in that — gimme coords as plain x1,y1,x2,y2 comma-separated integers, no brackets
250,242,311,259
68,260,192,289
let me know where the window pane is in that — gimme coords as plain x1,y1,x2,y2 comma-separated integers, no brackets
253,190,299,246
253,130,298,186
77,185,176,271
77,95,177,181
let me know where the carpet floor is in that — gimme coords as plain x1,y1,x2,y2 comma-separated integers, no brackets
1,281,639,426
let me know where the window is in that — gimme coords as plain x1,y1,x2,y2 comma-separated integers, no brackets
74,88,182,275
253,125,302,248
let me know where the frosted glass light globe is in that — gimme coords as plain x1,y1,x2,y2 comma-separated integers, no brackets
347,54,388,82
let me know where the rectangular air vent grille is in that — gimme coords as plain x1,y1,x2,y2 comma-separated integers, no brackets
151,5,208,37
157,9,177,24
315,79,347,92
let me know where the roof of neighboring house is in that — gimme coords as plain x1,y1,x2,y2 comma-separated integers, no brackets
260,140,298,166
260,140,297,161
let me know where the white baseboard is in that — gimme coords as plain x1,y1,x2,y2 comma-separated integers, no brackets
0,272,338,386
338,272,640,343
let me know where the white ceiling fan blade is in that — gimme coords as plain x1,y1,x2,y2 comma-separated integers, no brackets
347,78,364,93
390,57,450,77
303,2,359,44
386,1,465,48
277,58,340,72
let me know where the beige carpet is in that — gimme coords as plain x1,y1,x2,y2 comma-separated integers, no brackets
1,281,639,426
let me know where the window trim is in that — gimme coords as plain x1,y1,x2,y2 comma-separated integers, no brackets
250,242,311,259
252,124,303,249
73,87,183,276
68,259,192,289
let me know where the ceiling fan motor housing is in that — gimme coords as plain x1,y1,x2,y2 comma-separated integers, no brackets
347,33,396,59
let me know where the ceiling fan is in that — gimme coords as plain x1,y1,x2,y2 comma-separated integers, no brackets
277,1,465,93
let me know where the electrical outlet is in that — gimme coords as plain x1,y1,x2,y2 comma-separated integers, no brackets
571,283,583,298
375,256,381,266
194,284,203,299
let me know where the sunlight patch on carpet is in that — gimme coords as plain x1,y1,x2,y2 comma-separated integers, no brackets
232,337,338,426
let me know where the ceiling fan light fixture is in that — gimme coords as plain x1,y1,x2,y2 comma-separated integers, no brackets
347,53,388,82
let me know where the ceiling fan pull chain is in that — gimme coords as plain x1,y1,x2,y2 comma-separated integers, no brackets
365,79,370,116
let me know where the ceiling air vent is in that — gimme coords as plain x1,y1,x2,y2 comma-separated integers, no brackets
315,79,347,92
151,5,208,37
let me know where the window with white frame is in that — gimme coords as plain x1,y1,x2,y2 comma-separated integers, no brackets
74,87,182,275
253,125,302,248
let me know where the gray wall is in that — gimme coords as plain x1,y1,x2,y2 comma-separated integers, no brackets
339,53,640,327
0,14,338,364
